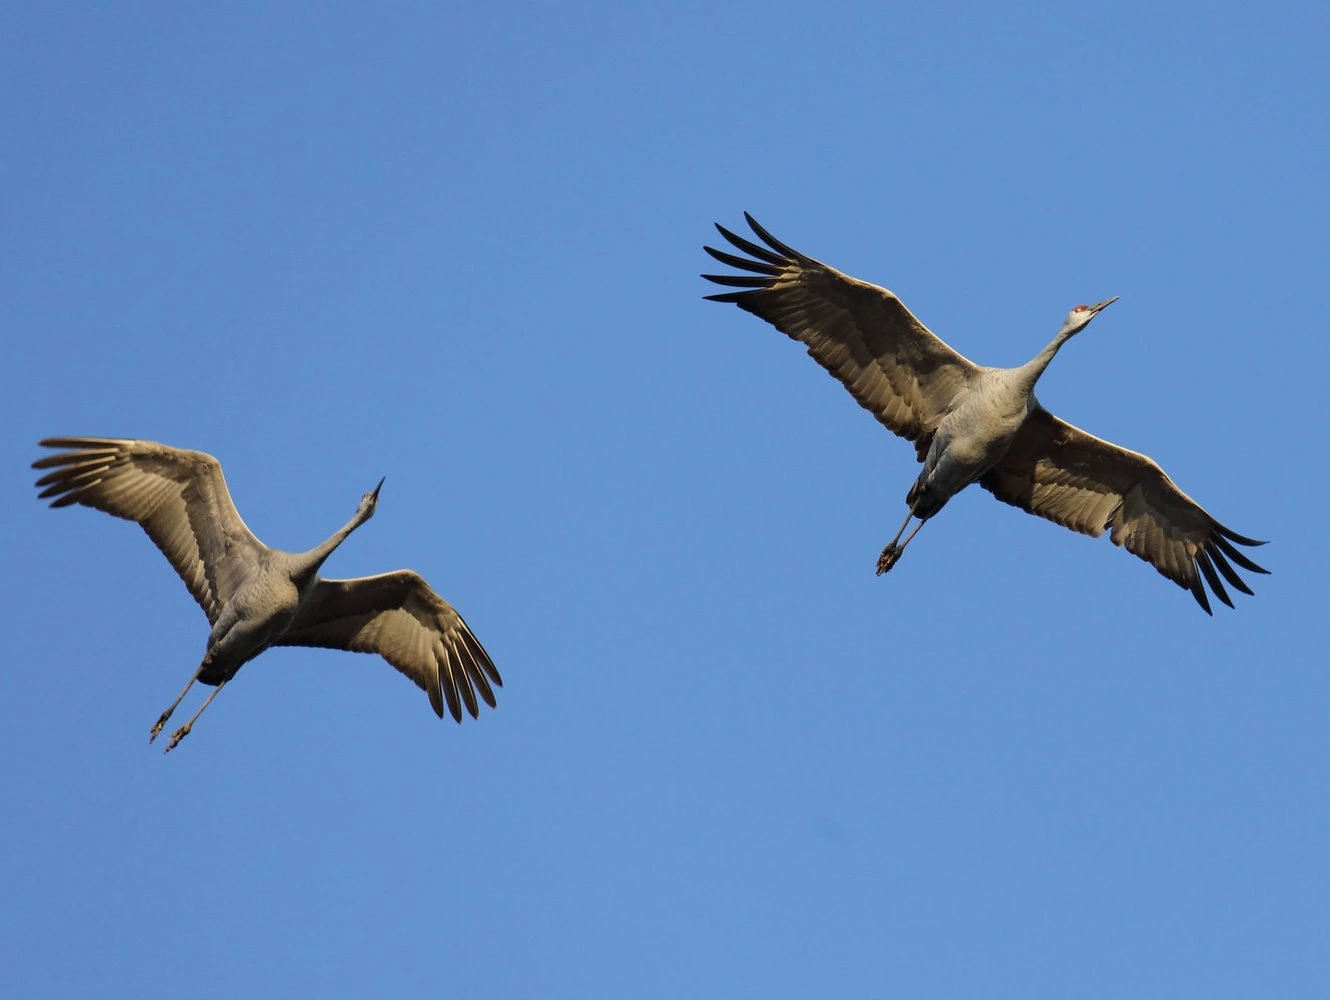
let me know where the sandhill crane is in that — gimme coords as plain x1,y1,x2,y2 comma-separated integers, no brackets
33,437,501,751
703,214,1267,613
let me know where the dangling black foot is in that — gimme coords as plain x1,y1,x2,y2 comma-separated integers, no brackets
149,713,170,744
164,723,192,754
876,544,903,575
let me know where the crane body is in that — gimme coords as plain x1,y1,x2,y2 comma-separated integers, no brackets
912,367,1042,516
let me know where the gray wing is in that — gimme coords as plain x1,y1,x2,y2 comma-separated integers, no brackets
277,570,501,722
703,213,979,459
33,437,266,624
979,408,1268,613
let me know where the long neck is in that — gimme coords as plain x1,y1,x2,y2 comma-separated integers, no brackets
1012,328,1074,395
297,508,371,579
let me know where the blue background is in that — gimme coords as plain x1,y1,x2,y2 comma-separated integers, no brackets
3,3,1325,997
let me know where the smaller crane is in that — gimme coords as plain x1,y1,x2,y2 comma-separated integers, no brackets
33,437,500,751
703,214,1267,613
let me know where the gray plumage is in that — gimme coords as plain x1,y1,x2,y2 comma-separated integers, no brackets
703,214,1267,613
33,437,500,750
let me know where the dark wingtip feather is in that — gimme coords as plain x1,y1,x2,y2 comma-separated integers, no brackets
703,215,805,305
35,474,68,494
742,212,803,260
1213,533,1269,575
36,437,88,451
32,451,77,471
1196,551,1235,609
1217,524,1267,547
439,665,463,723
464,628,502,691
458,674,480,719
703,244,782,275
468,668,497,712
1207,544,1255,596
34,437,118,459
1183,525,1267,613
712,221,789,266
1188,571,1214,615
701,272,773,289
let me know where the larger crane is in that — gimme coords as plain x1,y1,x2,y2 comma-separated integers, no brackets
703,214,1267,613
33,437,501,750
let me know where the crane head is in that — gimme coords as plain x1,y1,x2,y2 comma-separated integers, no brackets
358,477,385,519
1060,296,1119,337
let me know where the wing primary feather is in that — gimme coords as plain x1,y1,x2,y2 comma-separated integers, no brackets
36,473,123,503
33,458,98,478
34,457,109,483
459,646,497,709
1216,524,1267,547
1188,570,1214,615
702,245,783,275
470,632,505,686
32,444,115,469
1207,545,1255,596
701,272,773,289
37,436,116,451
465,629,502,689
451,634,489,711
743,212,807,261
452,647,480,718
1196,551,1234,609
35,466,103,492
713,223,789,266
425,673,445,718
440,669,462,723
468,663,498,709
445,631,481,718
1212,533,1269,574
37,484,77,505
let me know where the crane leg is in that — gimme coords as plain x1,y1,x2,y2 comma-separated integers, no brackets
149,664,207,743
164,680,228,754
876,514,925,575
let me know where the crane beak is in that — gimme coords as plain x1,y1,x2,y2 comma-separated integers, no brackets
1089,296,1119,314
371,477,385,499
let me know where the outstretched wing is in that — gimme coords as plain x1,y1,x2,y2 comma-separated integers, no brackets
703,213,979,459
979,408,1268,613
33,437,266,624
278,570,502,722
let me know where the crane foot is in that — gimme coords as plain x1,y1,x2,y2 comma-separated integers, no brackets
164,723,192,754
876,544,902,575
149,714,169,744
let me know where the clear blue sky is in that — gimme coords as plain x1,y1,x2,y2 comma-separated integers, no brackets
3,3,1326,997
